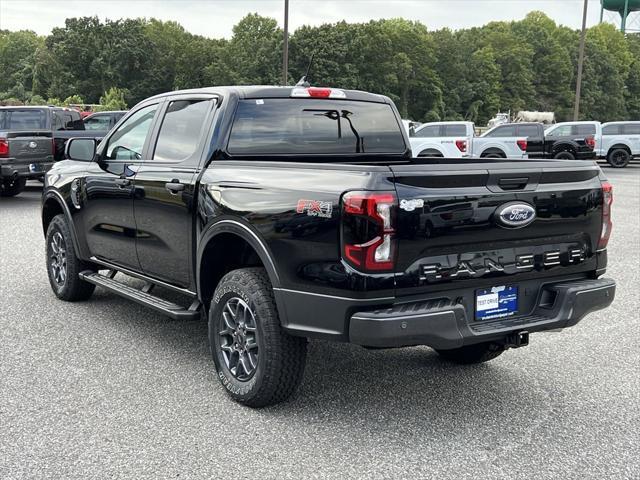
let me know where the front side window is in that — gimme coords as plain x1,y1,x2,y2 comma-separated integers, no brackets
623,124,640,135
104,104,158,160
547,125,571,137
153,99,212,162
228,99,406,155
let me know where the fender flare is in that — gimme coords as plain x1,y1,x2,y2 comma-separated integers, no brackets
410,141,444,157
42,190,82,256
196,218,282,294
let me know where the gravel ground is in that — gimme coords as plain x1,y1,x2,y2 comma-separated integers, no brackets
1,164,639,479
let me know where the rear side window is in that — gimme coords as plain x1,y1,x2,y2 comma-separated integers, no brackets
414,125,440,138
0,109,48,129
486,125,516,137
153,99,212,162
547,125,571,137
602,124,621,135
573,124,596,135
228,99,405,155
442,124,467,137
84,115,111,131
623,124,640,134
518,125,540,137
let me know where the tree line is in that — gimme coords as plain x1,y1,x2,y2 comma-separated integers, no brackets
1,12,638,124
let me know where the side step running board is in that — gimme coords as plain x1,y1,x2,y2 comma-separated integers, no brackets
79,271,201,321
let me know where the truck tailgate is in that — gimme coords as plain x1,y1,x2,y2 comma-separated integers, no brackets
389,160,605,296
7,130,53,162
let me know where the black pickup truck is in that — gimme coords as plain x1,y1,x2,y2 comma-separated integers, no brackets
483,122,596,160
0,106,109,196
42,86,615,407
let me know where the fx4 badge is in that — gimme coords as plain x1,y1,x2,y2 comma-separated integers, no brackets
296,199,333,218
399,198,425,212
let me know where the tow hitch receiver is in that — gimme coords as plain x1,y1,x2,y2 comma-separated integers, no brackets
504,331,529,349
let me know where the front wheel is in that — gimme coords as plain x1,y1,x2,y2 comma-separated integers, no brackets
436,342,505,365
607,148,630,168
46,214,96,301
1,177,27,197
210,267,307,407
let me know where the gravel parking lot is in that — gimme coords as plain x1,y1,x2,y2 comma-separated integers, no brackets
1,164,639,479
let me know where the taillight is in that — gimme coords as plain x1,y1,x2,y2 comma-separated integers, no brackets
342,191,397,272
598,181,613,249
517,139,528,151
455,139,467,153
586,136,596,150
0,138,8,158
291,87,347,99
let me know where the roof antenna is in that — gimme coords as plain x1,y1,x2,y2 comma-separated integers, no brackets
295,53,315,87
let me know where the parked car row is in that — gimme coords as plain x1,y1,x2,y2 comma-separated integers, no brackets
408,119,640,168
0,106,126,196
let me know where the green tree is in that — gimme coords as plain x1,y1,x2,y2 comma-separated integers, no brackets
97,87,128,111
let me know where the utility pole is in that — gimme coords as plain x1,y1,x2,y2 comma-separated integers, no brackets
574,0,589,121
282,0,289,86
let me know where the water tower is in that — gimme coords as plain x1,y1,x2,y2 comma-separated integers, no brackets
600,0,640,32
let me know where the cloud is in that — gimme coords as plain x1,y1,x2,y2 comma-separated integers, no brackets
0,0,608,38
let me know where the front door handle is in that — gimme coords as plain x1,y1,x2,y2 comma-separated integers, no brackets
115,177,131,187
165,180,185,193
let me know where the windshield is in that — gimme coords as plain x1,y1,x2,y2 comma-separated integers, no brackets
228,99,406,155
0,109,48,130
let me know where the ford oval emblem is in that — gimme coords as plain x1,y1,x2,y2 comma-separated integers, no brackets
495,202,536,228
28,141,38,149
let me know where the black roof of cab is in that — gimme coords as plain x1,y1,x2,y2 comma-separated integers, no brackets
145,86,392,104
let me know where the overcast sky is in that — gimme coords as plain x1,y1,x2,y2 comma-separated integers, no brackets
0,0,617,37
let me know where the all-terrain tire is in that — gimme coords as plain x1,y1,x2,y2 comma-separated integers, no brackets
1,177,27,197
45,214,96,301
436,342,505,365
607,148,630,168
209,267,307,408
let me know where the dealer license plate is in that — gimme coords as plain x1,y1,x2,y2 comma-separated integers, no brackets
475,285,518,321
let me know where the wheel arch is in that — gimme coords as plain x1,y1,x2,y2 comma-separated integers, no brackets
480,147,506,158
42,191,82,255
607,143,632,156
197,219,283,313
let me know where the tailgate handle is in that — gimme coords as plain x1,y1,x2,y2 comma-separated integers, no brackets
498,177,529,190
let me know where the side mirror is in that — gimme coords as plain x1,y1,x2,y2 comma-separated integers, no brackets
66,137,96,162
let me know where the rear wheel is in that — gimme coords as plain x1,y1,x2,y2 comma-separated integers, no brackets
482,151,505,159
210,267,307,407
607,148,630,168
46,214,96,301
1,177,27,197
553,150,575,160
436,342,505,365
418,149,444,158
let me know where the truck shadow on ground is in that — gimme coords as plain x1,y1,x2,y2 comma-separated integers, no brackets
82,284,552,440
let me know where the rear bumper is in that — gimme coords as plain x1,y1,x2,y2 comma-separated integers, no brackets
1,159,54,179
349,277,615,349
575,149,597,160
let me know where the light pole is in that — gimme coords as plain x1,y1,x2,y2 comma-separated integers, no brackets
282,0,289,86
574,0,589,121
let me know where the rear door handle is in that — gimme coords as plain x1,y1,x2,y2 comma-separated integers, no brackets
165,180,185,193
115,178,130,187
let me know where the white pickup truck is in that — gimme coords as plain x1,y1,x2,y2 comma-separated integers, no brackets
545,121,640,168
409,121,528,159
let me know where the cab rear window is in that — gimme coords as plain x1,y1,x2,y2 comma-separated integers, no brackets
227,99,406,155
0,109,48,130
